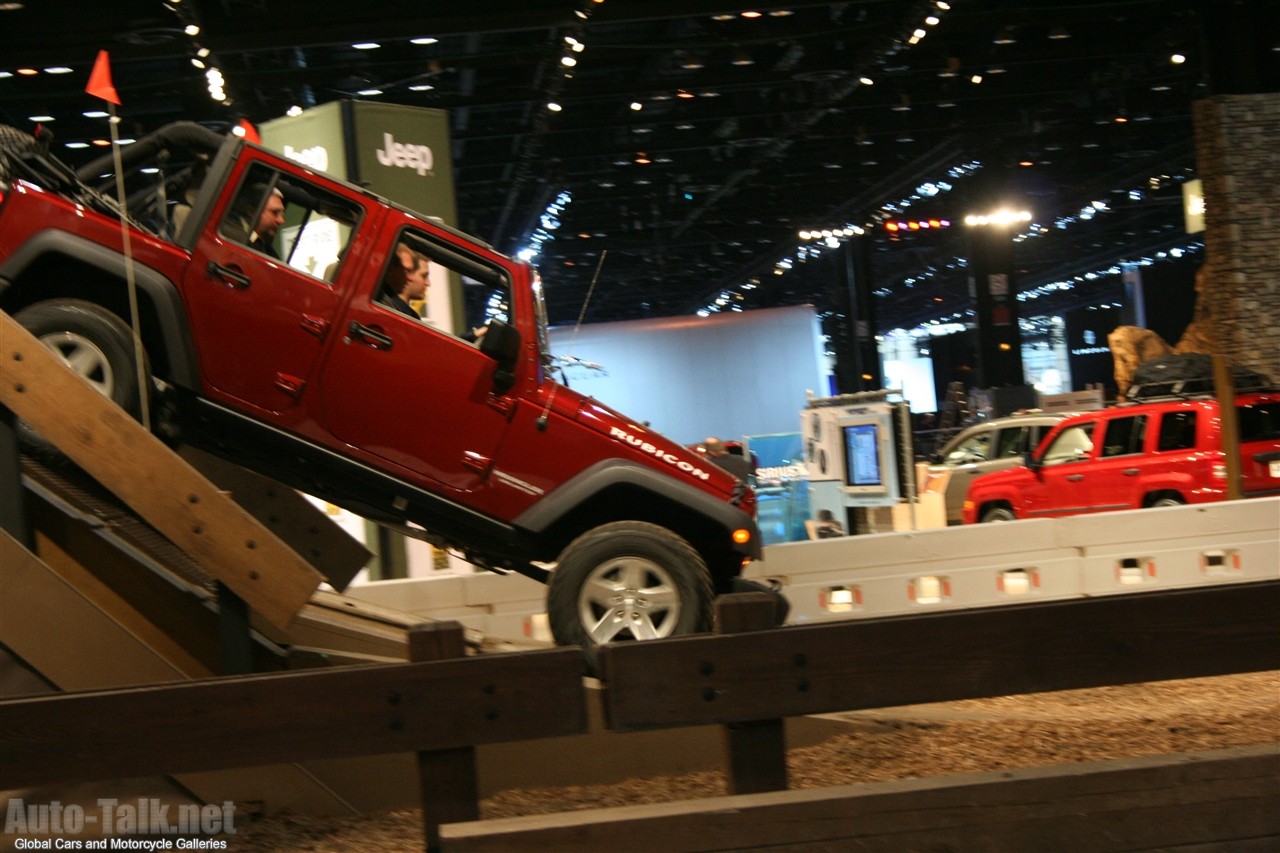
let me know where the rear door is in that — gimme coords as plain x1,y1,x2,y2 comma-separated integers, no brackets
184,159,364,417
1084,413,1148,511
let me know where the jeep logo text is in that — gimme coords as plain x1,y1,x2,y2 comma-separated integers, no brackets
375,132,434,175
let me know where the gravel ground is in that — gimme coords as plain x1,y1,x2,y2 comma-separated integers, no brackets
231,671,1279,852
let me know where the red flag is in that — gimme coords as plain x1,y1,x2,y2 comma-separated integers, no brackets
85,50,121,105
236,118,261,144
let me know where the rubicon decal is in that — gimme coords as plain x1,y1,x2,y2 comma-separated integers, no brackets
610,427,711,480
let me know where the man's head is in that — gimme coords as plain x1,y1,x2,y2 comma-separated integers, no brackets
405,254,430,301
255,188,285,240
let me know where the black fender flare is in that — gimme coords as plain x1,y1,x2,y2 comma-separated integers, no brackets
0,229,200,390
512,459,763,560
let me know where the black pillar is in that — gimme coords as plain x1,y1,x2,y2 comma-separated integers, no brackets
843,236,882,393
967,224,1024,388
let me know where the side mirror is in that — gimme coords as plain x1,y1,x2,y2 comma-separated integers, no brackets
478,320,521,394
1025,454,1043,472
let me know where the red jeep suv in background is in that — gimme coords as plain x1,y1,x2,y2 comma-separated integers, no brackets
0,123,764,662
963,390,1280,523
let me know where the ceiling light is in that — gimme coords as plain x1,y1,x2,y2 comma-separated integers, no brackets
731,49,755,66
286,105,303,117
548,101,563,112
629,101,643,111
741,10,762,18
0,71,11,78
993,27,1017,45
676,89,695,98
65,141,90,149
1170,52,1187,64
1048,24,1071,40
44,66,72,74
410,37,439,45
17,68,38,75
352,42,379,50
768,9,793,15
970,73,983,84
0,2,27,9
925,16,940,25
859,76,874,85
357,88,383,96
635,152,651,164
28,115,53,122
711,13,734,21
561,55,577,67
409,83,434,91
82,110,107,118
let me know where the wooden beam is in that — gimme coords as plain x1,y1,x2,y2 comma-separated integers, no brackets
600,579,1280,730
0,641,587,789
0,309,322,629
438,744,1280,852
180,445,371,590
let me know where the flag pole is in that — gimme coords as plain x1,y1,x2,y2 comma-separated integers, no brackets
89,50,151,430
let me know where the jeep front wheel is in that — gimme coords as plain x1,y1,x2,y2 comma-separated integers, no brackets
547,521,714,660
13,299,146,459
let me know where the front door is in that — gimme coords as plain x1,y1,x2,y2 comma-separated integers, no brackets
319,225,515,494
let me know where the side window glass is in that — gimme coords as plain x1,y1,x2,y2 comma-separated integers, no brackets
1236,402,1279,442
1101,415,1146,457
946,432,991,464
374,227,512,343
1156,411,1198,451
994,427,1027,458
1042,423,1094,466
219,163,361,281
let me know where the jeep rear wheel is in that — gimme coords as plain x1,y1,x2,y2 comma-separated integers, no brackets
547,521,714,665
13,299,146,460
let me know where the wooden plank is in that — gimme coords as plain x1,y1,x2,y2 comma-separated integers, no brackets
0,309,322,629
0,641,588,788
600,579,1280,730
409,623,480,853
0,530,207,689
180,445,371,590
439,744,1280,852
715,594,788,794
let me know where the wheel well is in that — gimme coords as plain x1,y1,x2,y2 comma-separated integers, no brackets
979,499,1013,518
1,253,174,382
1144,489,1184,506
537,483,741,585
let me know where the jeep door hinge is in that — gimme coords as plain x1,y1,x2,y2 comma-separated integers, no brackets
461,451,493,476
274,372,306,399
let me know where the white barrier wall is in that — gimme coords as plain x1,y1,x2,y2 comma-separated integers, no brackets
344,498,1280,641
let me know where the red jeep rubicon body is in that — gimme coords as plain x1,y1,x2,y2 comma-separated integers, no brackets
962,391,1280,523
0,123,762,658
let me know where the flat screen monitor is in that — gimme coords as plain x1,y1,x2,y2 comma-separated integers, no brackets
842,422,883,489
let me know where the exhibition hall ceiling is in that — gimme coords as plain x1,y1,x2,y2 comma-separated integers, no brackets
1,1,1275,332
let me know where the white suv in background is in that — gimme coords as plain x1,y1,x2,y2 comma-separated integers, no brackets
927,411,1070,525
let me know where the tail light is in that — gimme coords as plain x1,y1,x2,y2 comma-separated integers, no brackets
1211,462,1227,479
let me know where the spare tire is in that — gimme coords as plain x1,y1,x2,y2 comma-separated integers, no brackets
0,124,40,182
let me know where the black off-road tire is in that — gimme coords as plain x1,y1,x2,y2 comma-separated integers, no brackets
981,506,1017,523
0,124,39,182
13,299,146,461
547,521,714,669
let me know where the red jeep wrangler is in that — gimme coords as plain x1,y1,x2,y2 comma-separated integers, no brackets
0,123,763,658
